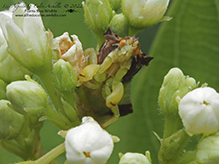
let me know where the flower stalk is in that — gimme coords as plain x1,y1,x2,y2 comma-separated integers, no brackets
37,70,64,114
15,143,65,164
35,143,65,164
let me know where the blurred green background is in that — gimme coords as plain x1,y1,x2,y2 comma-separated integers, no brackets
1,0,219,163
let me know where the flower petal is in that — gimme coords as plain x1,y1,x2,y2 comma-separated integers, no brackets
23,4,47,58
61,35,86,76
3,16,32,66
10,2,27,30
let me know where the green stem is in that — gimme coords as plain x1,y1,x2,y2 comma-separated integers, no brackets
15,143,65,164
44,105,72,130
95,33,105,51
27,116,44,160
128,26,142,36
35,143,65,164
75,87,91,111
37,70,63,113
163,115,181,139
63,91,77,110
158,129,191,164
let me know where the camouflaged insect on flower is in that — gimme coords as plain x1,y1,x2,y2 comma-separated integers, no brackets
76,28,153,127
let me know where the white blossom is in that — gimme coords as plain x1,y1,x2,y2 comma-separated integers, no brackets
179,87,219,135
196,135,219,163
0,3,53,71
122,0,171,28
65,117,114,164
119,152,151,164
0,5,31,83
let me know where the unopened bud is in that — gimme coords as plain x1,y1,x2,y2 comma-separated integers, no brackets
122,0,171,29
61,98,79,126
109,13,128,37
0,100,25,139
158,129,189,163
119,152,151,164
196,135,219,164
6,76,48,116
82,0,113,35
53,59,77,92
159,68,197,116
109,0,121,12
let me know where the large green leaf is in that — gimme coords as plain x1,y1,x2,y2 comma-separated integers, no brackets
107,0,219,163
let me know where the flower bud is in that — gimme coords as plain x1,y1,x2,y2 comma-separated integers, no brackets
179,87,219,136
122,0,171,29
53,59,77,92
0,100,25,139
159,68,197,116
61,98,80,126
65,116,115,164
109,0,121,12
109,13,128,37
158,129,189,163
53,32,86,77
0,79,7,100
196,135,219,164
119,152,151,164
82,0,113,35
6,76,48,116
0,3,53,73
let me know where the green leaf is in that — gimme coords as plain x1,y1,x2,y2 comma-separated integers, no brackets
107,0,219,163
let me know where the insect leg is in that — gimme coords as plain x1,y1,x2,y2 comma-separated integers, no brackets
101,105,120,128
78,64,99,82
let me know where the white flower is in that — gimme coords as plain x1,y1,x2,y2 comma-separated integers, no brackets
65,117,115,164
119,152,151,164
53,32,86,76
196,135,219,163
122,0,171,28
0,5,31,83
179,87,219,135
0,3,53,72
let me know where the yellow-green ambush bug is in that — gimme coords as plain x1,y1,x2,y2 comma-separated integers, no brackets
76,28,153,127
